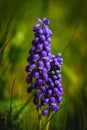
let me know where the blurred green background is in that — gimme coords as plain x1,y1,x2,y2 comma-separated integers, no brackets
0,0,87,130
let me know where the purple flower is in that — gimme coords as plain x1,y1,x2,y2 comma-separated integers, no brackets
43,98,49,105
33,24,40,31
36,18,43,23
33,54,40,61
37,79,43,86
51,103,60,111
42,67,47,74
37,44,43,51
42,109,49,115
38,61,44,69
53,88,59,94
43,17,50,25
33,72,39,79
41,86,46,93
25,17,63,116
49,97,56,103
41,51,47,58
32,37,39,45
47,89,52,96
27,87,32,93
39,35,46,42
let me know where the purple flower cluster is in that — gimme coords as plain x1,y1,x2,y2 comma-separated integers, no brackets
25,18,63,115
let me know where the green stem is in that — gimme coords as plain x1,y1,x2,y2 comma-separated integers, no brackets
38,109,41,130
46,113,51,130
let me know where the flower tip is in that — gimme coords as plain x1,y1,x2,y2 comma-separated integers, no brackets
36,18,42,23
43,17,50,25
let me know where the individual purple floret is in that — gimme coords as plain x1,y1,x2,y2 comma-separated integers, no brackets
42,109,49,115
25,17,63,116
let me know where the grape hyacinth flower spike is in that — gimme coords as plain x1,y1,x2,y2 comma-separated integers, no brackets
25,17,63,130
